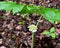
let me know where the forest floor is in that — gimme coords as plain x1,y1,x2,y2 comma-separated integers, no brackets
0,0,60,48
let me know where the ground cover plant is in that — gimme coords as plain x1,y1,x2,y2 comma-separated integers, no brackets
0,0,60,48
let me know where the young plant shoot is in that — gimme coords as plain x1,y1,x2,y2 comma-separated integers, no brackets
28,15,42,48
28,24,37,48
43,27,56,38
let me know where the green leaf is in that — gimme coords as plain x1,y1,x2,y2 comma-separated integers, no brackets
1,1,60,21
5,2,14,12
20,5,29,14
18,21,25,25
0,2,25,15
21,13,28,18
50,33,56,38
40,7,60,23
12,4,24,15
50,27,55,33
5,3,24,14
27,5,40,14
0,2,40,16
0,2,10,10
43,30,50,35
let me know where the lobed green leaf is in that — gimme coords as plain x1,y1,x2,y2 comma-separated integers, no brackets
43,30,49,35
0,2,40,15
40,7,60,23
50,33,56,38
50,27,55,33
0,1,60,22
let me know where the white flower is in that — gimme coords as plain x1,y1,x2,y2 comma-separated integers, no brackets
28,24,38,32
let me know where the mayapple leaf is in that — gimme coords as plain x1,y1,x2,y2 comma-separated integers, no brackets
5,3,14,12
5,3,24,15
40,7,60,23
12,4,24,15
0,1,40,16
27,5,40,14
0,2,25,15
50,27,55,33
43,30,49,35
0,2,10,10
0,2,40,15
20,5,29,14
1,1,60,21
50,33,56,38
0,2,14,12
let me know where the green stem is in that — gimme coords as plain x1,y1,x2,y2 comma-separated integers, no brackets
31,32,34,48
36,15,42,26
28,15,31,24
31,15,42,48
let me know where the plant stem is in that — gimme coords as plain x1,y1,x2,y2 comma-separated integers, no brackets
31,32,34,48
36,15,42,26
28,15,31,24
31,16,42,48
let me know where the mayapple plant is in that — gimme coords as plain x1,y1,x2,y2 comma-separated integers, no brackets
0,2,60,23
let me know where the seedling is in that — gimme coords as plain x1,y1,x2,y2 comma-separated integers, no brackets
28,24,38,48
43,27,56,38
18,21,25,25
21,13,29,18
28,14,42,48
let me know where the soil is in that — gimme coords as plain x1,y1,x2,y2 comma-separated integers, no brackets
0,0,60,48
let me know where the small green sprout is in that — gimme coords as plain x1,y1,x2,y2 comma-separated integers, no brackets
21,13,29,18
18,21,25,25
28,24,38,32
43,27,56,38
